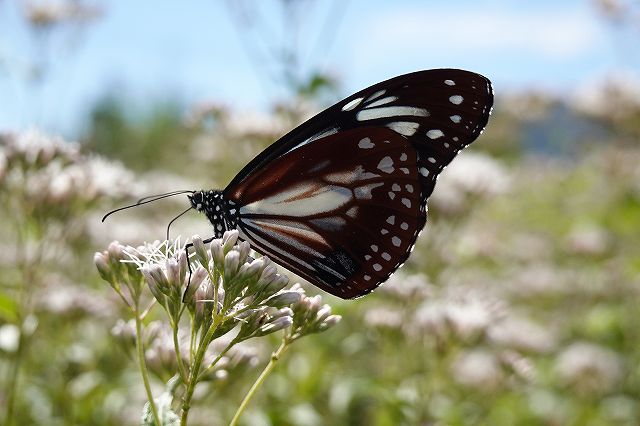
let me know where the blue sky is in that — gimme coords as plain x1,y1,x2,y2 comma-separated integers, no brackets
1,0,638,137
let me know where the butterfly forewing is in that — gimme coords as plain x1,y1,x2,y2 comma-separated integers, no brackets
219,69,493,298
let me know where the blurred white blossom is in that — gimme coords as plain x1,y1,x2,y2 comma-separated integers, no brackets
554,341,623,395
431,152,510,213
414,286,505,342
363,307,404,329
378,272,433,300
488,315,557,353
451,349,503,391
566,225,610,256
0,324,20,352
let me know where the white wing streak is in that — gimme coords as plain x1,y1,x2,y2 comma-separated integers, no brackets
240,183,352,217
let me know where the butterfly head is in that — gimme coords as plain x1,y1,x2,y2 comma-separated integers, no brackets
189,190,237,238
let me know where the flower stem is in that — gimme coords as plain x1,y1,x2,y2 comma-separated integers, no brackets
229,337,291,426
134,306,161,426
172,323,188,383
180,319,218,425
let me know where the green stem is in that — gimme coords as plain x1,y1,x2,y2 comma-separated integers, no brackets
229,338,291,426
3,325,25,426
172,323,188,383
134,307,161,426
180,319,219,425
198,340,235,381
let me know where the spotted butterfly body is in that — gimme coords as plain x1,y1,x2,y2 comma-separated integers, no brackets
189,69,493,299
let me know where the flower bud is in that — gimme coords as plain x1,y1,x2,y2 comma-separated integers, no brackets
267,291,301,308
94,252,112,282
166,258,181,292
149,265,169,294
237,258,264,281
223,250,240,281
257,265,277,287
183,266,208,303
142,267,165,302
257,316,293,336
192,235,209,266
107,241,125,261
319,314,342,330
222,230,239,252
265,274,289,294
210,239,224,265
237,241,250,265
315,305,332,323
178,250,188,287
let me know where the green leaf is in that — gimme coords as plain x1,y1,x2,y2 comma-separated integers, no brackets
0,291,18,323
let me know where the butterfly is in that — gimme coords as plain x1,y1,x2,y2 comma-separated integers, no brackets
105,69,493,299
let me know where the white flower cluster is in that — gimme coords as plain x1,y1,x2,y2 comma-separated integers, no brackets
1,129,138,207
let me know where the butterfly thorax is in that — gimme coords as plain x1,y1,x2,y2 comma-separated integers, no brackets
189,190,238,238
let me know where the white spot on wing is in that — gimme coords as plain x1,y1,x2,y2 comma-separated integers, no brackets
357,106,428,121
449,95,463,105
346,206,358,218
401,198,411,208
420,167,429,177
445,79,455,86
400,153,408,161
405,184,414,193
366,89,386,102
386,215,395,225
401,222,409,230
427,129,444,139
366,96,398,108
382,252,391,261
392,236,401,247
373,263,382,272
387,121,419,136
450,115,462,123
371,244,378,252
392,184,401,192
377,156,394,173
342,97,363,111
358,137,374,149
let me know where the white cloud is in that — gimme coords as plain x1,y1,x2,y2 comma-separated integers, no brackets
356,7,606,59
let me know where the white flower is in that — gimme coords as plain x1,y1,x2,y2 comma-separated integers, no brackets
378,272,433,299
0,324,20,352
414,286,504,342
488,315,557,353
566,225,610,256
451,349,503,391
554,341,623,394
363,307,404,329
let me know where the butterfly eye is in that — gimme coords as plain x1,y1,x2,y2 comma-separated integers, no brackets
191,69,492,298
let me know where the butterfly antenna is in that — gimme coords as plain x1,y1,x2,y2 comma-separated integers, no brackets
166,206,193,241
102,190,195,222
